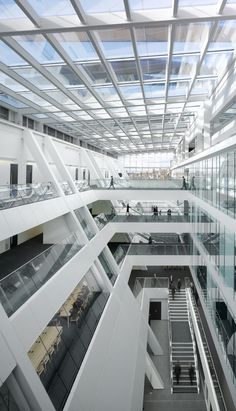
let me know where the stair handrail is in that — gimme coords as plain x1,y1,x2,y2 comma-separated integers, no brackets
168,286,173,394
186,289,200,394
186,288,221,411
189,288,227,411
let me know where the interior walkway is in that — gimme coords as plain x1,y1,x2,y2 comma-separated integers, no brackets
143,320,207,411
0,234,50,279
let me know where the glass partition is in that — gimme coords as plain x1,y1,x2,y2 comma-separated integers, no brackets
0,232,83,316
193,266,236,386
28,273,109,410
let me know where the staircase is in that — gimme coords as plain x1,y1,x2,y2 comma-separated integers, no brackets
188,289,226,409
169,288,198,393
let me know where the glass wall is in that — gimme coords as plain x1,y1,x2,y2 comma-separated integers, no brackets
193,265,236,387
174,148,236,218
28,271,109,411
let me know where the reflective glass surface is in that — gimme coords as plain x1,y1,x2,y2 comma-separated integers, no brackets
82,62,111,84
136,26,169,56
14,67,56,90
0,2,233,153
54,32,98,61
14,35,62,63
111,60,139,82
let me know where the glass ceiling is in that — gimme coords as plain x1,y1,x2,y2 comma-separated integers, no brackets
0,0,234,154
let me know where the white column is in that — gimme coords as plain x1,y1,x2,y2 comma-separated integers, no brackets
23,129,64,196
145,353,164,389
44,136,76,193
147,326,163,355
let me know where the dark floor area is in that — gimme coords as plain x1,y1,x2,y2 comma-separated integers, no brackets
172,322,191,343
0,234,50,279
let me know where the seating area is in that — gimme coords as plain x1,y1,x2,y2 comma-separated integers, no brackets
28,325,63,376
59,284,91,327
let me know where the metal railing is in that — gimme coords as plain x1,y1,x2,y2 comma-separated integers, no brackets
0,182,58,210
186,288,222,411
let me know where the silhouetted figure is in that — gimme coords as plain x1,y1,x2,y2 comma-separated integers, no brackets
174,362,181,384
153,205,158,219
177,278,181,292
171,284,176,300
109,176,115,189
182,176,187,190
194,289,199,305
190,281,195,295
190,176,195,190
159,209,162,216
167,208,172,221
148,236,153,245
188,363,195,385
126,203,130,215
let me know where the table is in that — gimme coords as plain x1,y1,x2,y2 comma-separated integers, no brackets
28,325,62,373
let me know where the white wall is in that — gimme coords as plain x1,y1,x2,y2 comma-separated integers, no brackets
18,225,43,245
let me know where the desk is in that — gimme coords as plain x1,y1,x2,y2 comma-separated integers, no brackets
28,325,62,373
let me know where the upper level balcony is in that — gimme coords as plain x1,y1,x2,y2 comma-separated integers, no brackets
0,182,59,210
75,178,184,191
0,232,83,316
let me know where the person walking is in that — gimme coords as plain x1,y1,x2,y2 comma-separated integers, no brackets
182,176,187,190
167,208,172,221
177,278,182,292
109,175,115,189
148,235,153,245
190,281,195,295
188,363,194,385
126,203,130,216
174,362,181,384
190,176,195,190
194,289,199,305
171,283,176,300
159,209,162,216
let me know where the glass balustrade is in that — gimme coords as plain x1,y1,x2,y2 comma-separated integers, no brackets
0,182,58,210
127,243,192,255
133,277,169,298
74,177,185,191
112,244,130,265
0,232,83,316
74,180,90,192
60,182,74,195
93,208,211,228
74,207,96,240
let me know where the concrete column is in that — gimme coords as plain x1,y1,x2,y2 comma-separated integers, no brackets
44,136,76,194
147,325,163,355
145,353,164,389
6,373,31,411
23,129,64,196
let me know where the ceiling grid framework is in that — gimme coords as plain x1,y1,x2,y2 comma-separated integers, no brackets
0,0,235,154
